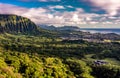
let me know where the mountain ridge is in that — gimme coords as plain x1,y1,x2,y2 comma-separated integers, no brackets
39,25,80,31
0,14,40,35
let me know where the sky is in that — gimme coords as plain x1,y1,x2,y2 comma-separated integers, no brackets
0,0,120,28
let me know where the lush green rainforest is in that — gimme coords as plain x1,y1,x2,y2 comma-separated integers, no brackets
0,33,120,78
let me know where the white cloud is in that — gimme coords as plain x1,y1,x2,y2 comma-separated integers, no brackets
102,21,113,24
48,5,65,9
89,21,99,24
67,5,74,8
88,0,120,16
72,14,79,22
0,3,120,28
0,3,28,14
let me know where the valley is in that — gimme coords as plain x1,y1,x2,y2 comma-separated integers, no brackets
0,14,120,78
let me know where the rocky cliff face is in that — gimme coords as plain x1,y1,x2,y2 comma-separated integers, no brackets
0,14,39,34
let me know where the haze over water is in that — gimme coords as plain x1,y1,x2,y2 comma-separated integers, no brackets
80,28,120,34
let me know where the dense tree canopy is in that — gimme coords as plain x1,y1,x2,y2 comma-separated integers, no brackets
0,34,120,78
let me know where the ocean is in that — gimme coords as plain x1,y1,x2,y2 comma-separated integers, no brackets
80,28,120,34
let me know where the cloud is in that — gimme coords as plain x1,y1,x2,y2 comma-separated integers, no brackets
48,5,65,9
87,0,120,16
0,3,120,28
66,5,74,8
0,3,28,14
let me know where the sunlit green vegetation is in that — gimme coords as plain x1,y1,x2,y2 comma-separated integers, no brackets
0,33,120,78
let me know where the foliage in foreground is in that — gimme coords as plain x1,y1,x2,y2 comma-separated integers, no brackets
0,34,120,78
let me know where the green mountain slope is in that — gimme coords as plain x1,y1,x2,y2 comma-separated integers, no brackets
0,14,60,37
0,14,41,35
